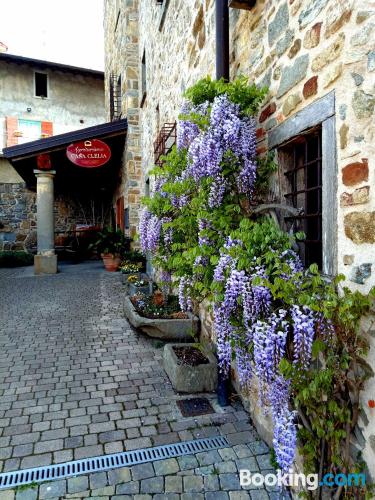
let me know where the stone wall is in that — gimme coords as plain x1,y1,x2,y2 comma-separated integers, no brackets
104,0,142,238
105,0,375,477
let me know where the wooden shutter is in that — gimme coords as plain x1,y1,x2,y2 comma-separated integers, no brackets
41,121,53,138
6,116,18,146
116,197,125,230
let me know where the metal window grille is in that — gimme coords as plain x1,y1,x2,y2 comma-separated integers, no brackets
283,128,322,269
109,74,122,121
154,122,177,166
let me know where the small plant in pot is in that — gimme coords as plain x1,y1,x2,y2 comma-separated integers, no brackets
128,276,151,296
90,227,129,272
120,261,142,284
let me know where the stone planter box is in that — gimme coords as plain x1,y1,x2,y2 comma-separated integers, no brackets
128,283,150,296
163,343,217,393
124,296,199,340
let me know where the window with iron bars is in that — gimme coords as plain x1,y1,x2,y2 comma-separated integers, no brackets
109,74,122,121
279,127,322,270
154,122,177,166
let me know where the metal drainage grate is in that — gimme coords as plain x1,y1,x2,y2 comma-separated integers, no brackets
0,436,229,490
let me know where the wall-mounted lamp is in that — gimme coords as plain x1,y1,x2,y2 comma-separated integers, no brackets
228,0,256,10
27,107,32,113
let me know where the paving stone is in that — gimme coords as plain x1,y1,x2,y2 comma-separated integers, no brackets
89,472,108,490
236,457,259,472
140,476,164,494
165,475,183,493
255,455,271,470
154,495,179,500
206,493,229,500
108,467,131,485
39,480,66,499
90,486,115,496
131,462,155,481
218,447,237,461
0,491,15,500
250,491,270,500
178,455,199,470
183,475,204,492
196,450,222,466
68,476,89,493
234,445,254,458
116,480,140,494
204,474,220,491
215,460,237,473
153,458,179,476
15,487,38,500
181,494,204,500
219,473,242,491
229,493,251,500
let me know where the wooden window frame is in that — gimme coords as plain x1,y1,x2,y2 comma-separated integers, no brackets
268,91,337,276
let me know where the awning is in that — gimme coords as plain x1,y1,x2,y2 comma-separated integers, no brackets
3,119,127,195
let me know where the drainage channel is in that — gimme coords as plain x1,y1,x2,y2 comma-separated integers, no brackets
0,435,229,490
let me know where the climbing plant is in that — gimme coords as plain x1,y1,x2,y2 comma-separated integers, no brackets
139,76,375,498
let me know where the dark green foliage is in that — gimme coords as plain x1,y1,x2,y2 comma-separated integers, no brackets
183,75,268,115
90,227,131,256
0,251,34,268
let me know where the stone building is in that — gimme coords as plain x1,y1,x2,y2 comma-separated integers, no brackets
0,52,106,251
104,0,375,475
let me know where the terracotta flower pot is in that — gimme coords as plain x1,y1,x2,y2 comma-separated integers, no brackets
101,254,121,272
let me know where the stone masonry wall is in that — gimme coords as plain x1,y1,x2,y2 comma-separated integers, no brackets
105,0,375,477
104,0,142,239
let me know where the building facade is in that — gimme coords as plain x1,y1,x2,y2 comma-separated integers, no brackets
104,0,375,476
0,53,106,251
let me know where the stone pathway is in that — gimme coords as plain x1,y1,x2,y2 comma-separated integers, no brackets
0,262,285,499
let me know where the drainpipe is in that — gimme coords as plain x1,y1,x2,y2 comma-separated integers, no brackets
215,0,230,81
215,0,231,406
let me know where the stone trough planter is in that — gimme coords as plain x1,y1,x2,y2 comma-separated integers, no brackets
163,343,217,393
123,296,199,340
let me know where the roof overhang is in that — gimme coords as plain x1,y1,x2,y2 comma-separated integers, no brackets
3,119,127,196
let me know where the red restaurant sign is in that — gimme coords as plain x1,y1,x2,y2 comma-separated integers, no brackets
66,139,111,168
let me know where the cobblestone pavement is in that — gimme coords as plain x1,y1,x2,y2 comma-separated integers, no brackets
0,262,285,499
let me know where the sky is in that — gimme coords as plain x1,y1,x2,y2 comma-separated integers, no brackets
0,0,104,71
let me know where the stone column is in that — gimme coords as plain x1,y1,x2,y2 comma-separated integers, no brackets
33,169,57,275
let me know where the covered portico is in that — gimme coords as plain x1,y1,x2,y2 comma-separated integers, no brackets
3,119,127,274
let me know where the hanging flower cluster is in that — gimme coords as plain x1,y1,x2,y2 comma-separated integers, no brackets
139,208,161,253
179,95,257,208
211,240,324,472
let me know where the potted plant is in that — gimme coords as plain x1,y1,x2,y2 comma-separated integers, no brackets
121,249,147,272
90,227,129,272
120,261,142,284
128,276,150,296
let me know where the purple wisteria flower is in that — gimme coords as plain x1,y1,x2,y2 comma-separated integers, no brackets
291,305,316,369
178,276,193,312
235,345,253,386
272,407,297,472
139,208,161,253
252,310,288,385
213,253,236,282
